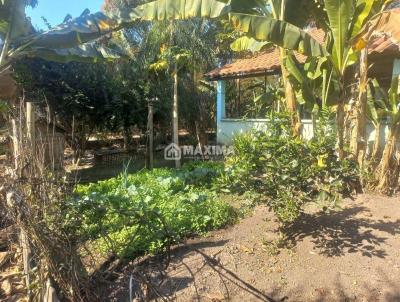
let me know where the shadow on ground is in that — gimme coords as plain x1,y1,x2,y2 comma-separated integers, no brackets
105,205,400,301
283,206,400,258
117,240,280,302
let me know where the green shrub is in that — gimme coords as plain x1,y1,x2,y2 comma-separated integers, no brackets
221,113,359,223
69,164,235,258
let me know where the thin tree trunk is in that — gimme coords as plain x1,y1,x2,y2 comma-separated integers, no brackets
123,125,132,151
311,106,318,139
371,122,382,162
173,63,180,168
277,0,301,137
147,100,154,170
280,49,301,136
336,81,346,160
352,48,368,165
0,0,15,67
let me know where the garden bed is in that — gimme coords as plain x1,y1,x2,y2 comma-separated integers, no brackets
105,194,400,301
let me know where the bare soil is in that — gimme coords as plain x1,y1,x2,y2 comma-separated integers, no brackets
108,194,400,302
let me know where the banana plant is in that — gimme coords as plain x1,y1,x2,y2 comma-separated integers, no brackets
366,79,386,161
2,0,227,72
367,75,400,193
365,76,400,192
0,2,121,73
229,0,319,137
125,0,393,157
228,0,394,158
376,75,400,192
230,36,270,52
0,0,237,102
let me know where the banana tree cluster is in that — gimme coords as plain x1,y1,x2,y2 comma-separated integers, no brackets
228,0,394,158
365,75,400,192
123,0,394,158
126,0,399,191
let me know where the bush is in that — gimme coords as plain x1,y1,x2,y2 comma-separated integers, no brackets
221,113,359,223
69,163,235,258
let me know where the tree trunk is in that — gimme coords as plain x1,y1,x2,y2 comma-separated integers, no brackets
352,48,368,164
377,124,400,192
123,125,132,151
311,105,319,139
172,63,180,168
279,51,301,137
276,0,301,137
336,82,346,160
147,100,154,170
0,0,15,67
371,122,382,162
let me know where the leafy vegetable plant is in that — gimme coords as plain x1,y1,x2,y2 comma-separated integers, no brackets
70,163,235,258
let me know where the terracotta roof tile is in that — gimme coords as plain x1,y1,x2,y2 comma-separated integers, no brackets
206,28,325,80
206,12,400,81
365,9,400,56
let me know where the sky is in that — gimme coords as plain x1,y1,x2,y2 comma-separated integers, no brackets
26,0,105,30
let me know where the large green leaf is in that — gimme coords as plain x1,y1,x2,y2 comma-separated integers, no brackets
21,12,120,49
0,20,7,34
324,0,355,71
15,0,233,54
285,54,317,106
230,36,270,52
120,0,231,21
27,44,124,64
229,13,328,57
351,0,375,37
366,79,390,125
284,0,326,28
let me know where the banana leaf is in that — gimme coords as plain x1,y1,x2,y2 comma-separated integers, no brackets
324,0,355,71
27,44,125,63
284,54,317,106
119,0,231,21
19,12,120,49
229,13,329,58
230,36,270,52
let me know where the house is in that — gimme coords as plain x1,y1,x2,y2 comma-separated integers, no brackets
205,17,400,146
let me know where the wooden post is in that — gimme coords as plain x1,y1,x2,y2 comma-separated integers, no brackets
23,102,35,298
26,102,35,155
173,63,180,168
11,119,19,171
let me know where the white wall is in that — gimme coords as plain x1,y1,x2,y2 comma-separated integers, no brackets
217,119,313,145
217,119,390,155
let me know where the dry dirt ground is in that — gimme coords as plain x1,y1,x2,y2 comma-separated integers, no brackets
108,194,400,302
